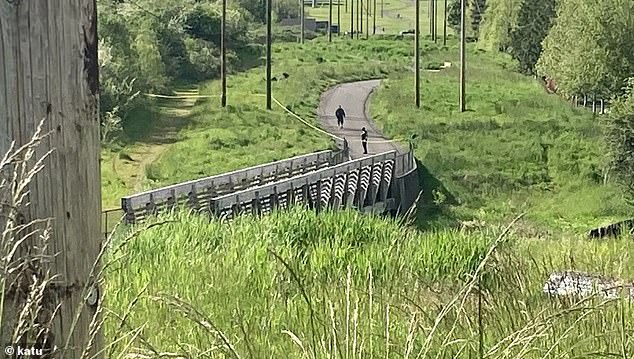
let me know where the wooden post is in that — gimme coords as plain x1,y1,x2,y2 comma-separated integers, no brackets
221,0,227,106
301,0,305,43
360,0,363,36
432,0,438,42
266,0,272,110
381,0,384,18
329,0,333,42
415,0,420,108
443,0,447,45
364,0,369,39
459,0,466,112
592,93,597,113
351,0,354,38
0,0,102,357
357,0,360,38
373,0,377,34
338,0,341,36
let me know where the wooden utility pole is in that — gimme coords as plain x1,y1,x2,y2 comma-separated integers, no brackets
221,0,227,106
366,0,369,38
329,0,333,42
356,0,360,39
381,0,384,17
266,0,272,110
360,0,363,37
373,0,377,34
443,0,448,45
301,0,305,44
0,0,102,358
434,0,438,43
415,0,420,108
338,0,341,36
459,0,466,112
351,0,354,38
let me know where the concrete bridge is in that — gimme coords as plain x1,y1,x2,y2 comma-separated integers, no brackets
119,140,418,225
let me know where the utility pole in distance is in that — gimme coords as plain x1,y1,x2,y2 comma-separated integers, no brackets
432,0,438,43
221,0,227,106
373,0,376,34
329,0,333,42
351,0,354,38
415,0,420,108
266,0,272,110
443,0,447,45
459,0,466,112
338,0,341,36
366,0,369,39
0,0,102,357
356,0,360,39
301,0,305,44
360,0,363,37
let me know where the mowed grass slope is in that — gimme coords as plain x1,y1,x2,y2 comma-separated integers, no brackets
370,46,631,232
145,38,421,185
106,208,634,358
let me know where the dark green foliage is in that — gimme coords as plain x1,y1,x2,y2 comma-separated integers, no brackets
536,0,634,98
603,79,634,203
508,0,556,74
447,0,461,32
470,0,487,37
97,0,277,143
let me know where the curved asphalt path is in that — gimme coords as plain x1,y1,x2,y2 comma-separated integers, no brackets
318,79,404,159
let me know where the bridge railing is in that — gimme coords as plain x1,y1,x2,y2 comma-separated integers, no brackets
121,148,347,224
210,151,398,220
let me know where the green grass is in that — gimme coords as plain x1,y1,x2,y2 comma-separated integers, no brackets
369,46,632,232
145,38,426,185
100,32,634,358
105,207,634,358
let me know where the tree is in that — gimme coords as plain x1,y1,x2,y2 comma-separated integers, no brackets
477,0,523,51
603,78,634,202
470,0,487,37
508,0,556,74
447,0,462,32
536,0,634,98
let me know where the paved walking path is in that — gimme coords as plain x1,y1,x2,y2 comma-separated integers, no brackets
318,79,404,159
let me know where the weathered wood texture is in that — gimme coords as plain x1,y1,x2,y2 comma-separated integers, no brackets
0,0,102,357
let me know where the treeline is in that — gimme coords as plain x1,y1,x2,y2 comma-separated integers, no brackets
477,0,634,202
98,0,299,142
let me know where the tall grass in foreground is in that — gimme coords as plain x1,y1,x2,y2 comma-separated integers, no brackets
106,208,634,358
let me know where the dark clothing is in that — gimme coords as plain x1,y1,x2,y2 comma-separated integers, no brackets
335,108,346,120
335,108,346,126
361,130,368,154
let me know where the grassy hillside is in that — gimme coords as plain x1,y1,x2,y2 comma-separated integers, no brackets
105,208,634,358
369,47,631,232
101,37,442,208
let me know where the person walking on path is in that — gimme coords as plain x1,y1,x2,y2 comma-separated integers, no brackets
335,105,346,129
361,127,368,154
